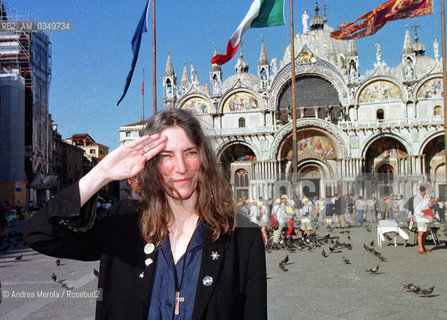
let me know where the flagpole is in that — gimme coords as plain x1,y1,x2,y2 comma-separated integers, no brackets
142,69,145,120
441,0,447,199
152,0,157,114
289,0,298,190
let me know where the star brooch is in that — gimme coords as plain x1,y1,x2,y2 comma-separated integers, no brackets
211,251,220,261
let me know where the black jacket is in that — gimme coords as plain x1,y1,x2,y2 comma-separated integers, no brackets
24,183,267,320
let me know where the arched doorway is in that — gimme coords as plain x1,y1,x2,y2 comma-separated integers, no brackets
298,164,322,199
219,144,256,181
377,164,394,195
279,129,337,183
364,137,407,196
423,135,445,197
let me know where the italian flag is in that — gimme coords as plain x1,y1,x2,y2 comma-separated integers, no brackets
211,0,285,65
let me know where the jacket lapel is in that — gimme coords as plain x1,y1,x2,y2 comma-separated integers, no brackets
135,241,158,318
192,229,230,319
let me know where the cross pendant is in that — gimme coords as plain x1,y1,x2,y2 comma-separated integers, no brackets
174,291,185,316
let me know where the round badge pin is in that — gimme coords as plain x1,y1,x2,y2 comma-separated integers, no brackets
144,243,155,255
202,276,213,286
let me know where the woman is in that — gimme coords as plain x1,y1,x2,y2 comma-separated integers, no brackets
355,196,367,225
25,109,266,320
257,201,269,244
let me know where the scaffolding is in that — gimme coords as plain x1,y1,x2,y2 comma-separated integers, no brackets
0,0,52,89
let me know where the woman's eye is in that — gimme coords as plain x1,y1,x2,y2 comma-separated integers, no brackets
186,151,198,157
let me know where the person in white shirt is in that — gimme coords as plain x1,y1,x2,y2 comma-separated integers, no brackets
413,186,432,254
355,197,367,225
249,199,259,224
257,201,269,244
437,198,446,222
366,196,377,223
301,198,314,241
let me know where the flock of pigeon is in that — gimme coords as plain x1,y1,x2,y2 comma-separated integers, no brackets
0,231,99,298
2,222,445,301
266,221,438,299
48,258,99,291
403,283,435,298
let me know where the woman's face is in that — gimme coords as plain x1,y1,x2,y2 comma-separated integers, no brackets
158,126,201,200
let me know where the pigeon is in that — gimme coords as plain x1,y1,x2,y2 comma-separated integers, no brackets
278,262,288,272
403,283,414,290
369,240,374,246
329,246,335,253
56,258,61,266
93,268,100,277
377,255,387,262
420,286,434,298
61,282,74,290
365,225,372,232
366,265,379,274
411,285,421,294
321,249,328,258
363,243,369,251
14,255,23,261
347,235,351,240
51,273,57,282
342,256,350,264
283,255,289,265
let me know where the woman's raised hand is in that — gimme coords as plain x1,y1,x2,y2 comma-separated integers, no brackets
97,134,167,182
78,134,167,206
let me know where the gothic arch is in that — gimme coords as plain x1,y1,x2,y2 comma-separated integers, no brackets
216,140,260,163
219,90,262,113
270,118,349,159
415,75,443,101
176,94,213,114
418,131,444,155
269,65,350,112
356,76,405,104
298,158,333,180
361,133,411,158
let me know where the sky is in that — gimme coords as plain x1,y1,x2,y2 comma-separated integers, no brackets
4,0,444,150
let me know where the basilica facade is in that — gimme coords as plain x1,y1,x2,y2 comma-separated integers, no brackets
127,6,446,201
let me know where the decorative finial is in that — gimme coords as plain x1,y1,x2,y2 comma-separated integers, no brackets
413,22,421,43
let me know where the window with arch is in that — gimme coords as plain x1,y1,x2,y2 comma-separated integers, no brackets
234,169,249,187
260,68,267,80
377,108,384,121
238,117,246,128
434,105,442,116
165,79,172,96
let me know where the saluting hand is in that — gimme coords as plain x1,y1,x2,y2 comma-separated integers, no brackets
96,134,167,182
79,134,167,206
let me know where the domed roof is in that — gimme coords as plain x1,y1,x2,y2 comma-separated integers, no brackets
222,71,260,92
413,42,426,55
280,23,352,72
278,4,353,73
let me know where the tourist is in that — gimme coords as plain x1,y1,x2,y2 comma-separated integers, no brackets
413,185,433,254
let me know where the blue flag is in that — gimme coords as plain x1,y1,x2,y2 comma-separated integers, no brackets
117,0,150,106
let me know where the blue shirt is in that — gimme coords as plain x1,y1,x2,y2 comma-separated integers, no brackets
148,220,204,320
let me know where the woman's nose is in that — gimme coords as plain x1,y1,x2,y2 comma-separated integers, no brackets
174,155,186,173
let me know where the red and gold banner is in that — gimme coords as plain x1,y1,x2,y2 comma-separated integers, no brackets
330,0,433,40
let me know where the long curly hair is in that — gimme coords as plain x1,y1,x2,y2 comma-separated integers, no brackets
135,108,235,246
